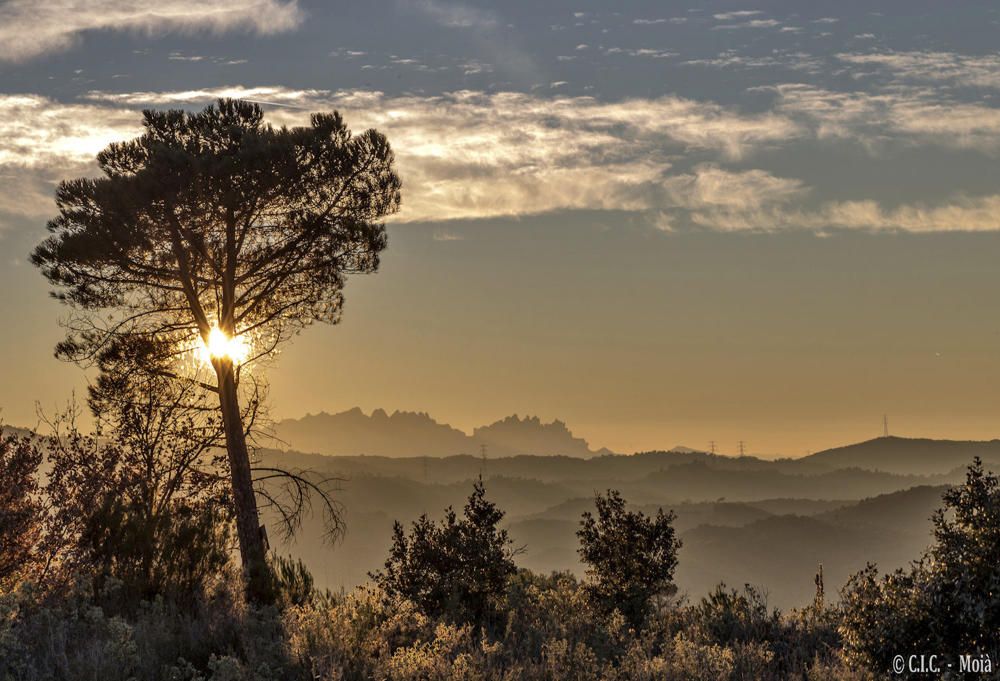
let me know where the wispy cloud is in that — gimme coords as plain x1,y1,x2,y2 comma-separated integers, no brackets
655,163,1000,233
689,194,1000,233
837,51,1000,90
401,0,498,29
713,10,763,21
7,84,1000,234
396,0,539,84
685,50,822,73
0,87,799,224
0,95,141,169
85,86,327,107
663,164,807,212
0,94,142,221
0,0,303,62
767,83,1000,153
713,19,782,31
604,47,677,59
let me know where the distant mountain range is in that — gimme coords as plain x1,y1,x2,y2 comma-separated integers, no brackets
271,407,1000,478
271,408,614,458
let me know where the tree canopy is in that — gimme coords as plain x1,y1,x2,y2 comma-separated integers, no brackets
32,98,400,368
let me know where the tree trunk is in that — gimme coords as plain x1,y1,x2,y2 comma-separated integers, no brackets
216,358,272,603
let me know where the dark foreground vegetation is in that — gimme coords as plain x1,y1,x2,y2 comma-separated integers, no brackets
3,412,1000,680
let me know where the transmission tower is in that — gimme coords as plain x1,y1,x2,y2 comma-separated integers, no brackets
738,440,746,457
709,440,716,455
883,414,889,438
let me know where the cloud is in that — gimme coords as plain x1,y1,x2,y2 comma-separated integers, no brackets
652,164,1000,234
837,51,1000,90
662,165,807,212
684,51,822,73
712,19,782,30
401,0,498,29
311,90,798,221
689,195,1000,233
0,0,303,62
0,87,800,225
652,165,1000,233
396,0,538,84
767,83,1000,153
8,86,1000,234
605,47,677,59
0,95,141,169
123,85,800,155
0,95,143,223
85,86,328,107
713,10,762,21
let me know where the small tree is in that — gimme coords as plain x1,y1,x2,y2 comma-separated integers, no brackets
840,457,1000,672
371,480,518,628
0,434,44,590
41,384,232,604
32,99,400,600
577,490,681,630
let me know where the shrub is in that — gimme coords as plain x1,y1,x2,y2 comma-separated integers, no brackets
371,480,517,629
577,490,680,630
43,426,232,608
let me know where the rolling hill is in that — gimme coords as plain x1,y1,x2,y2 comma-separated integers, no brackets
796,436,1000,476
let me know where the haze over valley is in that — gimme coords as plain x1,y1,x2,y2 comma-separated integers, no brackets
260,414,999,609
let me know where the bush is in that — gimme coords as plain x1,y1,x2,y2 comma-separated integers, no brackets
42,425,232,608
371,480,517,630
577,490,680,630
0,576,302,681
683,583,841,680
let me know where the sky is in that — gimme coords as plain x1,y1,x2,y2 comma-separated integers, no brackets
2,0,1000,456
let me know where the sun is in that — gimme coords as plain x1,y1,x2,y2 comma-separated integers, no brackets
197,326,250,365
